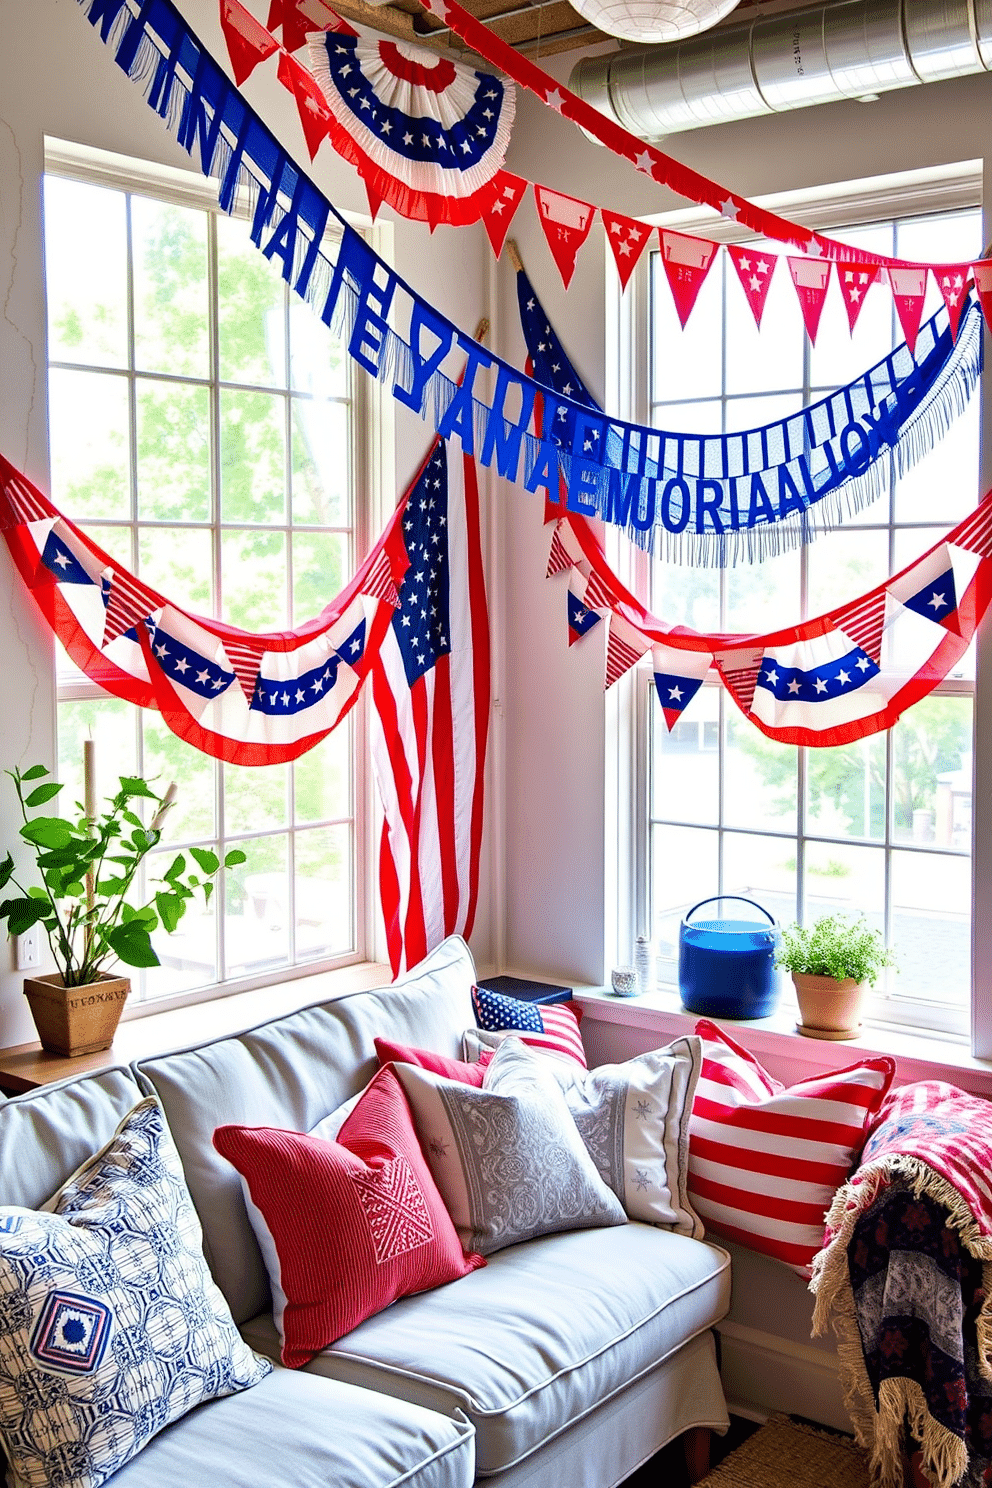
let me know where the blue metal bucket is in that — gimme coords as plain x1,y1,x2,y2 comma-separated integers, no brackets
678,896,781,1019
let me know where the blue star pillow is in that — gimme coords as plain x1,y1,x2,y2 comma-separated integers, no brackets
0,1098,270,1488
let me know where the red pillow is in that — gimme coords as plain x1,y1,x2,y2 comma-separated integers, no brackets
688,1019,895,1276
373,1036,491,1086
213,1066,485,1367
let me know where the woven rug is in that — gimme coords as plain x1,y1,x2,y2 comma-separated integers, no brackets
698,1415,871,1488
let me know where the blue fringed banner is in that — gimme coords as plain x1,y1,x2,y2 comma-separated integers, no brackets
73,0,982,566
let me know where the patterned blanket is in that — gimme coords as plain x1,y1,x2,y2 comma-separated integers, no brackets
811,1082,992,1488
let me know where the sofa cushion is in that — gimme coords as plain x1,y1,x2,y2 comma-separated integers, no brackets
393,1038,626,1255
0,1067,143,1210
134,936,478,1324
243,1223,731,1476
0,1098,270,1488
214,1067,484,1367
92,1365,476,1488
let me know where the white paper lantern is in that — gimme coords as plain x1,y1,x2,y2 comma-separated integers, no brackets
569,0,741,44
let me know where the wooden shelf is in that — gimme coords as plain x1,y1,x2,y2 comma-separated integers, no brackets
0,961,391,1096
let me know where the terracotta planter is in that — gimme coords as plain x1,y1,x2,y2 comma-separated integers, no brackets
23,971,130,1057
792,971,866,1041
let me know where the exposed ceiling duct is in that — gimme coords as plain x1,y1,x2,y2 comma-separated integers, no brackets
569,0,992,138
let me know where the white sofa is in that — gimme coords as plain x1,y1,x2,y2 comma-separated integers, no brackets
0,936,731,1487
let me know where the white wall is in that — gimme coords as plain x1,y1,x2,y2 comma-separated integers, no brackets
0,0,491,1045
496,64,992,988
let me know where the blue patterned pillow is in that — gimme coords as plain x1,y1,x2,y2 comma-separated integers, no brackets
0,1098,270,1488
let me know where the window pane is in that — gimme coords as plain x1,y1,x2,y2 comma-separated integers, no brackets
722,832,797,929
132,196,209,378
807,528,889,617
805,736,886,841
224,762,289,835
893,398,980,525
724,392,802,436
221,528,287,630
890,694,972,847
146,845,218,998
137,381,211,522
44,176,127,369
804,839,885,925
724,713,798,833
217,213,287,388
889,848,970,1008
295,728,351,824
138,525,213,613
652,686,719,826
295,824,353,959
651,254,722,403
290,300,347,398
726,546,801,633
650,824,718,966
651,399,721,436
230,834,290,976
57,698,138,808
293,532,346,626
725,248,803,395
221,390,287,524
808,221,895,388
650,560,719,631
142,718,215,842
292,399,350,525
49,369,130,520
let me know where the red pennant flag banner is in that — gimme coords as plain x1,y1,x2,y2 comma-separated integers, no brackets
726,244,776,329
482,172,527,258
534,186,596,288
220,0,280,85
787,257,832,345
658,230,718,328
887,265,928,355
935,264,973,341
973,262,992,331
835,260,881,333
601,209,651,291
277,52,332,160
266,0,314,53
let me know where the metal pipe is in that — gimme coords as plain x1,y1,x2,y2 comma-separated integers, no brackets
569,0,992,138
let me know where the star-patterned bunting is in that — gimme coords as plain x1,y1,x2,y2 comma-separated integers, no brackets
601,209,650,291
727,244,776,329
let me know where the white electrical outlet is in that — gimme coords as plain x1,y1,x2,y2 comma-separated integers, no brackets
15,929,41,972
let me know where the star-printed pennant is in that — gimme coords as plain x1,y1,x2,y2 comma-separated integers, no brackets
727,244,776,329
567,586,601,645
220,0,280,86
535,186,596,289
973,261,992,334
651,642,710,731
787,257,832,344
266,0,313,53
834,260,881,334
934,264,973,341
658,230,718,329
277,52,332,160
601,210,650,292
888,545,961,636
887,265,928,355
482,172,526,258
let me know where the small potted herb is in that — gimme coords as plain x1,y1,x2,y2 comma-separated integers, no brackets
776,913,895,1040
0,765,245,1056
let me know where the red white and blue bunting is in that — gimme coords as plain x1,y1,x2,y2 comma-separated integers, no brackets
0,453,405,765
305,15,515,226
516,264,992,747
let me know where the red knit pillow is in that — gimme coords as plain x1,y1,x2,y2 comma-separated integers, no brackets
213,1066,485,1367
373,1036,491,1086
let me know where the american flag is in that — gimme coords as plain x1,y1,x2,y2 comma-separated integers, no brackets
371,438,489,975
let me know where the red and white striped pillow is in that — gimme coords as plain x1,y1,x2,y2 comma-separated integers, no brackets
688,1019,895,1275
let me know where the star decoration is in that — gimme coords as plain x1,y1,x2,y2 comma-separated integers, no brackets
719,196,740,220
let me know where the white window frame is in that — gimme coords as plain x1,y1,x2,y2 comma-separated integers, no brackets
42,137,394,1017
609,160,992,1054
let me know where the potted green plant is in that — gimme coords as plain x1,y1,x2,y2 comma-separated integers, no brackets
0,765,245,1056
776,912,895,1041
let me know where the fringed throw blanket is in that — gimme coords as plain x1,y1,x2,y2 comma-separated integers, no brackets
811,1082,992,1488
